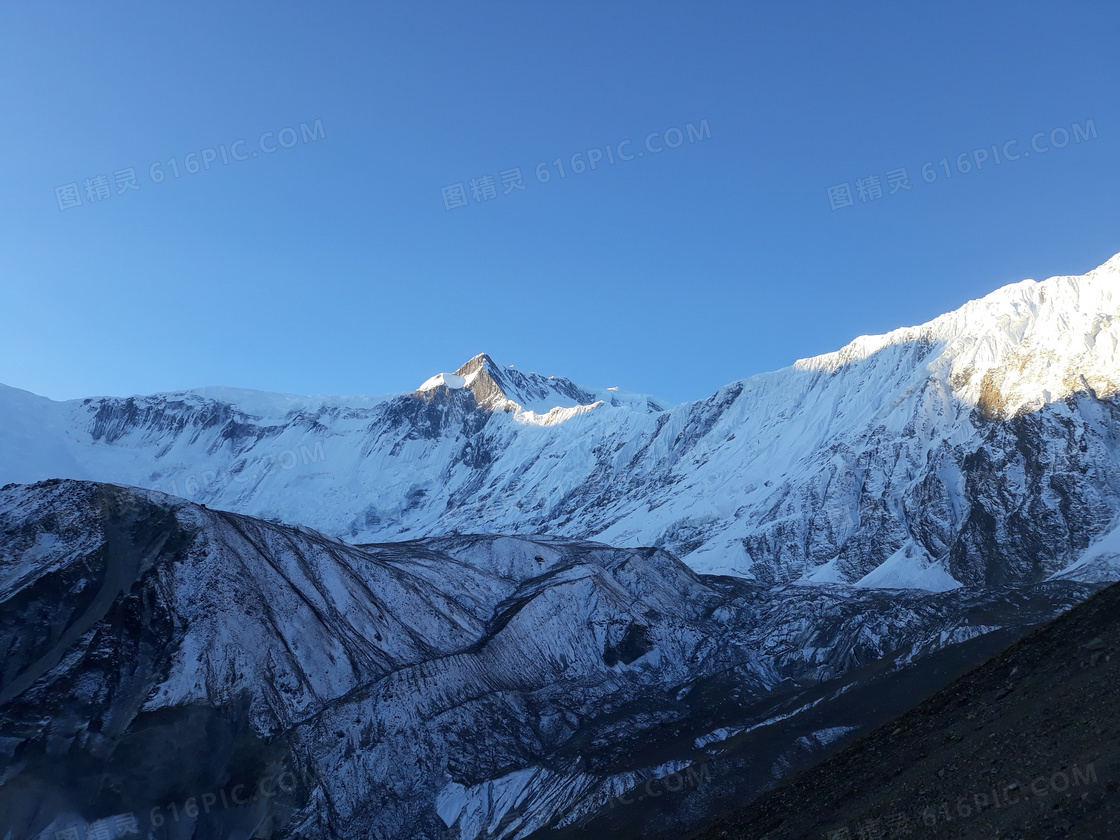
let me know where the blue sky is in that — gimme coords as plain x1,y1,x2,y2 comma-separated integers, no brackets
1,1,1117,405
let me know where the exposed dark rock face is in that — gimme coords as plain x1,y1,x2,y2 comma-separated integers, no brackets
603,623,654,667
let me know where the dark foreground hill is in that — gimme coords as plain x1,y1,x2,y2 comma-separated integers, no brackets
689,580,1120,840
1,480,1104,840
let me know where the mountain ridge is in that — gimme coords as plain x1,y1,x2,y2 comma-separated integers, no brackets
8,253,1118,416
1,254,1118,588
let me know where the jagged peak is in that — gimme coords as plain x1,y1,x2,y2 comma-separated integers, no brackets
416,353,599,416
453,352,498,378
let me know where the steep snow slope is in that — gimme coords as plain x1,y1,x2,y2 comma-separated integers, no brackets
0,481,1097,840
1,255,1118,589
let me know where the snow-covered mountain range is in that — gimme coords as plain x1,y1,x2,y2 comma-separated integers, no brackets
4,252,1120,840
3,254,1119,589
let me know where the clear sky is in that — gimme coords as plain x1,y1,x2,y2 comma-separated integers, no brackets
1,1,1117,405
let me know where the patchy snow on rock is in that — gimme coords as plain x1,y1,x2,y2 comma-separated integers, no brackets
0,481,1100,840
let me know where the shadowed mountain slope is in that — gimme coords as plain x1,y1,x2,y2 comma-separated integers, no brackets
689,580,1120,840
0,480,1104,840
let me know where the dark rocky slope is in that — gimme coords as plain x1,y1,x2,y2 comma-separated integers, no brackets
0,481,1104,840
688,580,1120,840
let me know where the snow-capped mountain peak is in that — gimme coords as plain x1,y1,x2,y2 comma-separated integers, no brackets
793,252,1120,420
416,352,599,415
